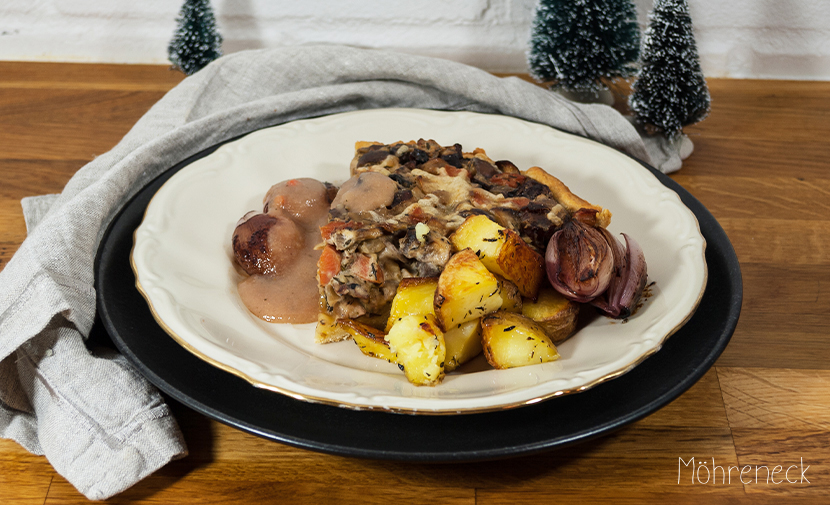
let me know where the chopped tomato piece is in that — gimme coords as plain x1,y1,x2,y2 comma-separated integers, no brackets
320,220,350,241
504,197,530,208
490,173,526,188
352,254,384,284
407,206,428,224
317,245,341,285
444,166,469,178
470,189,493,206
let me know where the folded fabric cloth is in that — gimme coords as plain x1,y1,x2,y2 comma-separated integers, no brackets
0,44,686,500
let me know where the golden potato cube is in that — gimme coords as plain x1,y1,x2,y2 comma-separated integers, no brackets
495,231,545,300
433,248,503,330
385,277,439,331
481,310,560,369
450,214,505,269
443,318,482,372
337,318,397,364
385,314,446,386
521,287,580,345
449,215,544,299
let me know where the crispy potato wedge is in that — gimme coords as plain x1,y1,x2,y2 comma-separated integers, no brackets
497,230,546,300
481,310,559,369
337,318,397,364
315,312,351,344
433,248,503,330
521,287,579,345
449,215,544,299
443,319,482,372
385,276,483,373
496,275,522,313
385,314,446,386
385,277,439,331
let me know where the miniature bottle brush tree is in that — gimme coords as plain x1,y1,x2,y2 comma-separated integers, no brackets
528,0,641,97
168,0,223,75
629,0,711,139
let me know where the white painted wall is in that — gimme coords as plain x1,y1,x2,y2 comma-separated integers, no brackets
1,0,829,79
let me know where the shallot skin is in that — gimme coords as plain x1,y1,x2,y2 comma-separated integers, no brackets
592,233,648,319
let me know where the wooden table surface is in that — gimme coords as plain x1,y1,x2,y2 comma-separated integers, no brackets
1,62,829,504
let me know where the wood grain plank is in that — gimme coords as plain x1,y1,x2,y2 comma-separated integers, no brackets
717,263,830,369
0,90,167,161
0,199,27,246
686,80,830,142
0,242,21,273
0,127,123,162
0,440,56,505
0,84,167,166
43,477,475,504
716,217,830,266
741,264,830,315
732,429,827,496
0,61,184,91
718,323,830,370
636,368,730,428
719,368,830,430
678,136,830,180
0,160,85,200
478,490,830,505
669,175,830,223
0,88,167,125
467,425,741,496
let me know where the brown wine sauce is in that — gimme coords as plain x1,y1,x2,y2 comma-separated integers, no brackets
234,178,331,324
236,240,323,323
233,173,400,323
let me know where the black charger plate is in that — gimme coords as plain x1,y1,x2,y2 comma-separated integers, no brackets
95,140,741,462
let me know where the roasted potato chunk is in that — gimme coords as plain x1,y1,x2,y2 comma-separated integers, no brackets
315,312,351,344
433,248,503,330
386,276,484,371
385,314,446,386
443,319,482,372
337,318,397,364
481,310,560,369
521,287,580,344
385,277,439,331
450,214,504,267
496,275,522,313
449,215,545,299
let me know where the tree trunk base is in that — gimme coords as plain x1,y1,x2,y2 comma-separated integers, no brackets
556,88,615,106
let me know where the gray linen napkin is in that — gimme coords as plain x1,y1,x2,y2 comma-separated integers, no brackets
0,44,685,500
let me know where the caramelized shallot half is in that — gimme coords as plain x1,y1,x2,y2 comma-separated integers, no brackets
591,231,648,319
545,218,615,303
545,213,648,319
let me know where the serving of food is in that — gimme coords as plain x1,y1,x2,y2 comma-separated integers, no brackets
132,108,706,413
231,139,650,387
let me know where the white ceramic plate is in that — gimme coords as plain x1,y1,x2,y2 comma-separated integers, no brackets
132,108,706,414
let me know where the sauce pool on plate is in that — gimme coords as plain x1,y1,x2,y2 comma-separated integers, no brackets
232,178,331,323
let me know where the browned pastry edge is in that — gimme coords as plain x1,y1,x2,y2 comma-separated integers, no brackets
523,166,612,228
